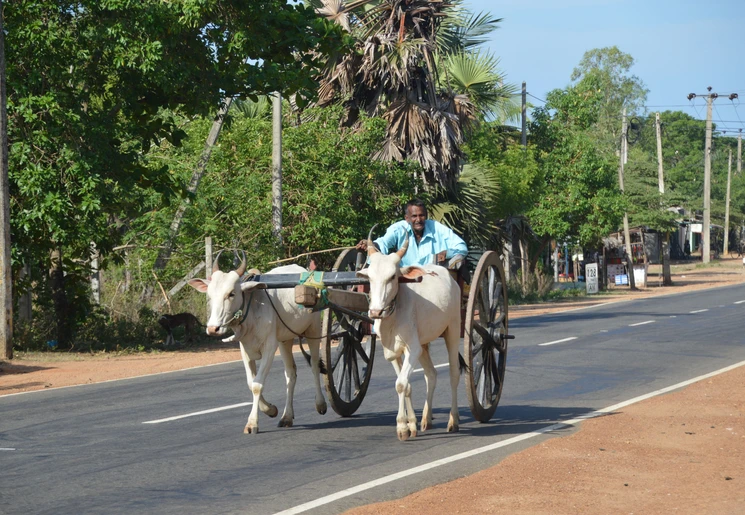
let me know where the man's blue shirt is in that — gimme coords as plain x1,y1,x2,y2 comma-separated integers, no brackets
374,219,468,267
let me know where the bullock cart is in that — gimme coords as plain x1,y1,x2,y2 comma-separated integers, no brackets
246,249,511,423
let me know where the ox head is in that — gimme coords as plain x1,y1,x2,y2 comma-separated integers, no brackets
355,226,426,319
187,250,264,336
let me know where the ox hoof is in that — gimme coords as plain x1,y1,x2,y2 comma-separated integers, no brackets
408,422,418,438
264,405,279,418
397,426,411,441
316,402,327,415
446,422,459,433
278,417,294,428
244,425,259,434
421,420,432,432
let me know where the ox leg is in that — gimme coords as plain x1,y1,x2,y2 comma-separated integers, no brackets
277,341,297,428
395,345,421,441
390,356,416,437
240,344,278,417
444,325,461,433
418,345,437,432
240,341,279,434
306,336,328,415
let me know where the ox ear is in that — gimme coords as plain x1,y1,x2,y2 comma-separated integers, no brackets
399,266,427,281
240,281,267,292
188,278,210,293
356,269,369,279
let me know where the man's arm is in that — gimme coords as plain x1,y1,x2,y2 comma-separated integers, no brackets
355,222,406,254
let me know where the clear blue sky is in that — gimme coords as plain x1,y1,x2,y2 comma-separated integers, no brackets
464,0,745,139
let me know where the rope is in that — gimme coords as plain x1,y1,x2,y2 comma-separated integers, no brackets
264,291,326,340
267,246,355,265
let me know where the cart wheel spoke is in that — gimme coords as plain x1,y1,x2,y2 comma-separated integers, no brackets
472,320,498,351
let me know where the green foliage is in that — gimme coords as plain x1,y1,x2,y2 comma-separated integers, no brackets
7,1,347,347
528,84,624,248
570,46,649,148
126,105,420,278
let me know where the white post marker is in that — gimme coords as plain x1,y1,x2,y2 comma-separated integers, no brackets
585,263,598,294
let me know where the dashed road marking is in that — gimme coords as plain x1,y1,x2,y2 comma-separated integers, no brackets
539,337,578,347
629,320,655,327
143,402,252,424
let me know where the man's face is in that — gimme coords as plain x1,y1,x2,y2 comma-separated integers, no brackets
405,205,427,236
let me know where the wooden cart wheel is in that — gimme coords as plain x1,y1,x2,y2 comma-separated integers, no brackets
464,250,509,422
323,248,376,417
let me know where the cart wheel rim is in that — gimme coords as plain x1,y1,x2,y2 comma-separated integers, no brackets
323,248,375,417
464,251,508,422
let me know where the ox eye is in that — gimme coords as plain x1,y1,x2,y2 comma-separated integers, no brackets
228,292,235,298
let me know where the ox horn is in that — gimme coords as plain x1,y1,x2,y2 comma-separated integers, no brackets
395,235,409,259
234,250,247,277
212,250,225,274
366,224,379,255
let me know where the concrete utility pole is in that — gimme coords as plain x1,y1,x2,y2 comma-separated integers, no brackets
724,149,733,254
521,82,527,149
619,109,636,290
655,112,672,285
272,92,283,248
702,90,713,263
687,88,739,263
0,6,12,360
655,112,665,194
619,110,632,257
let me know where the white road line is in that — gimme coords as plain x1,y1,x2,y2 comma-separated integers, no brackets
629,320,655,327
273,359,745,515
735,300,745,305
669,315,677,318
538,337,577,347
142,402,252,424
413,363,449,373
0,448,16,451
690,309,709,314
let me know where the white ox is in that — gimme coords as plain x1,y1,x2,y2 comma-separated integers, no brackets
356,236,464,441
188,259,326,434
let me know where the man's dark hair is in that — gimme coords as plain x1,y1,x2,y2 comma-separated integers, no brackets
405,198,427,216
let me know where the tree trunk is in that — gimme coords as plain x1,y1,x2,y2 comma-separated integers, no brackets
0,6,12,359
144,98,233,301
50,248,71,348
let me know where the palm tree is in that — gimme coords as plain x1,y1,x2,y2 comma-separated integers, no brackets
313,0,517,190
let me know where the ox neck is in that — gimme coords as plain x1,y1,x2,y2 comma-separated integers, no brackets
230,291,255,326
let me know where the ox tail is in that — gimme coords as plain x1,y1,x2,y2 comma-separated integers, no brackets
298,339,328,375
458,353,469,375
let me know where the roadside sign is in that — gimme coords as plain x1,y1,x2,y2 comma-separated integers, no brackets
586,263,599,294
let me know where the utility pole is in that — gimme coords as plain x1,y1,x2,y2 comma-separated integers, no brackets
521,82,527,149
702,90,713,263
687,88,739,264
619,108,636,290
655,112,665,194
739,130,743,246
0,5,12,360
272,92,283,249
655,112,672,285
724,149,732,255
739,129,742,176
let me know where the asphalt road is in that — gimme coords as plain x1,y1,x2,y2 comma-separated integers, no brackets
2,284,744,515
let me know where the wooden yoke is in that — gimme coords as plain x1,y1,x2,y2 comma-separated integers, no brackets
294,285,369,311
294,276,421,311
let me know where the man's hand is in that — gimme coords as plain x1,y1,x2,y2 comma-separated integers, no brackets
355,240,368,252
435,250,447,265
